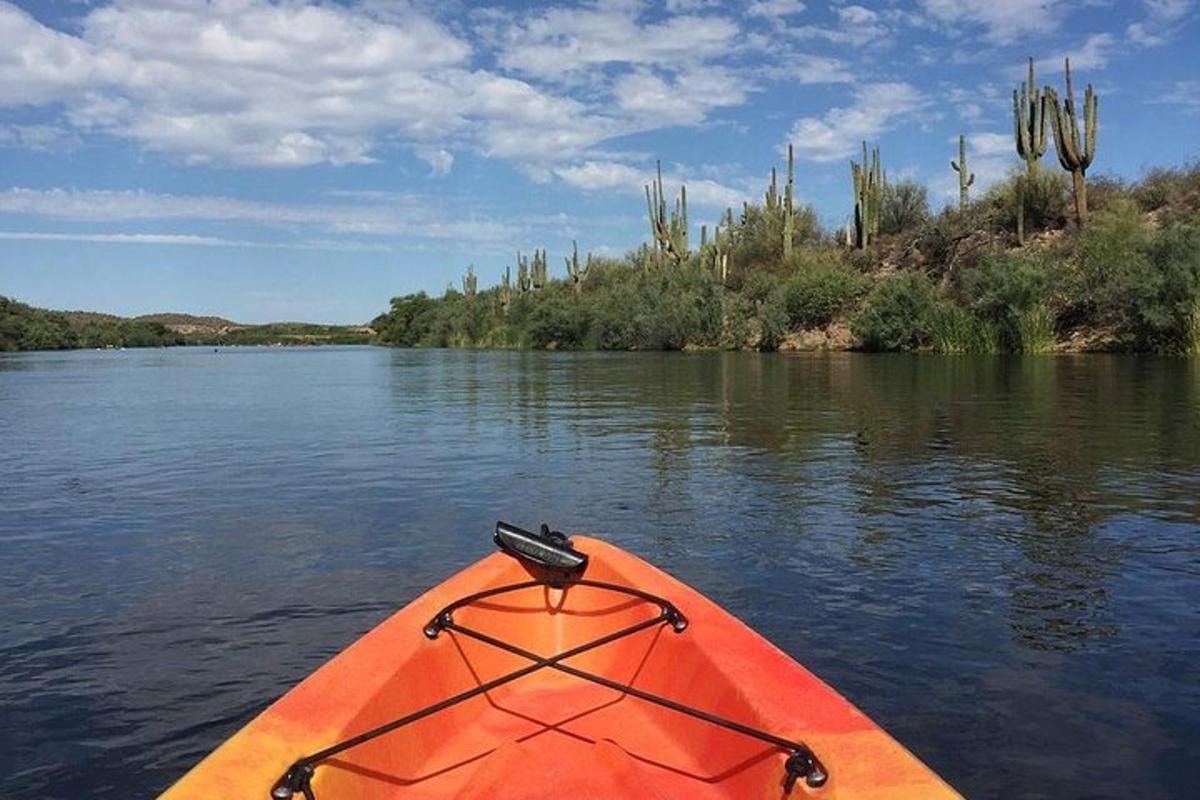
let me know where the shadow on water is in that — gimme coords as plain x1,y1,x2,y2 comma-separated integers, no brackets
1,347,1198,799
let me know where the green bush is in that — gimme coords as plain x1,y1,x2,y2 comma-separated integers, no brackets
1057,201,1200,351
1063,199,1153,334
587,265,723,350
988,166,1069,235
1085,175,1132,216
880,179,930,235
851,272,938,351
525,287,590,349
375,292,437,346
772,263,869,329
1133,163,1200,214
964,251,1057,351
1130,222,1200,352
726,203,822,285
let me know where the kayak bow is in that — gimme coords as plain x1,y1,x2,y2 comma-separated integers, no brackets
163,524,961,799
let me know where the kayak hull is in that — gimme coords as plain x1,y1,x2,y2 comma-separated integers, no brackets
163,537,961,799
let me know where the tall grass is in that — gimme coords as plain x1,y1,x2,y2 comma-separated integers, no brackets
1189,297,1200,355
929,303,1000,354
1016,303,1056,354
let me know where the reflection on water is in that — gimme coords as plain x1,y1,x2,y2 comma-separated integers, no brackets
1,348,1198,799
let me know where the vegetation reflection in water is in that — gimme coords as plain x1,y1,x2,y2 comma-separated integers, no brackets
437,351,1200,655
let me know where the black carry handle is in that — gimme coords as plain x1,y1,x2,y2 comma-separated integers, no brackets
494,521,588,577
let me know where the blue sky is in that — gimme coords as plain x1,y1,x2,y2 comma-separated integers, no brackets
0,0,1197,323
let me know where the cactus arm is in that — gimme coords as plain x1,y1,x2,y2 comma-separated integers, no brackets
1083,86,1097,168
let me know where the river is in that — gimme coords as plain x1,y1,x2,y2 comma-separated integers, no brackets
1,346,1197,798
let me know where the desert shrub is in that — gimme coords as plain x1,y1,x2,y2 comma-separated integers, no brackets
376,292,438,346
1062,198,1153,334
964,251,1058,351
738,269,778,307
917,203,1003,284
771,263,870,330
1060,201,1200,350
725,203,823,284
525,286,591,349
1085,175,1132,215
851,271,938,351
880,179,930,235
1129,222,1200,352
988,166,1069,235
590,266,723,350
720,291,760,350
1133,163,1200,214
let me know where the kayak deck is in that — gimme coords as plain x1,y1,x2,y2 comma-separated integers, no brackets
163,536,960,799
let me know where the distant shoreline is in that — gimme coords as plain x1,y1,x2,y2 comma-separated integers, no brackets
0,297,374,352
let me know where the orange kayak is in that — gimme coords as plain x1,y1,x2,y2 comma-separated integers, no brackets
163,525,961,799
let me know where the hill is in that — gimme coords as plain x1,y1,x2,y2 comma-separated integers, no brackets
1,298,374,352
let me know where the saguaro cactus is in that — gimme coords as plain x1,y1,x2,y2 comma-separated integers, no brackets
1013,57,1049,243
531,248,548,289
783,143,796,260
711,206,734,285
850,142,884,249
516,252,531,294
645,161,688,264
499,266,512,311
1046,57,1098,226
461,265,477,297
564,240,590,293
951,134,975,211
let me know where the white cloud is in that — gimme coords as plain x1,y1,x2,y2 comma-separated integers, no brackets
944,83,1005,124
919,0,1071,44
612,66,747,125
554,160,645,191
0,0,474,166
1155,80,1200,113
0,0,765,173
0,187,515,241
495,5,738,79
0,4,94,104
1128,0,1193,45
755,53,853,84
0,231,388,250
1031,33,1115,75
787,5,894,46
787,83,928,162
747,0,807,20
965,132,1013,157
554,160,750,208
665,0,724,9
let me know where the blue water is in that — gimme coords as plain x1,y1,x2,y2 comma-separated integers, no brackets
1,347,1198,798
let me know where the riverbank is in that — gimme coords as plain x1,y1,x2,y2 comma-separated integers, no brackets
372,163,1200,356
0,298,373,351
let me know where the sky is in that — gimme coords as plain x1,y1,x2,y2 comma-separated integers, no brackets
0,0,1197,324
